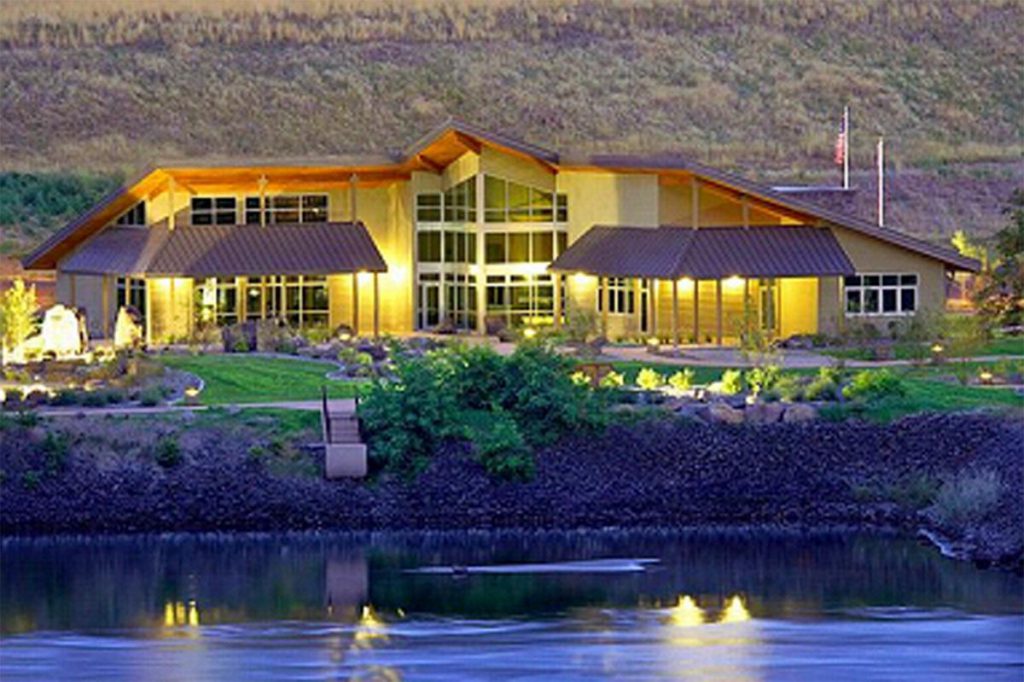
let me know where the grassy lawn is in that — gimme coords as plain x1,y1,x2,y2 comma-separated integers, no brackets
822,336,1024,361
159,354,364,404
822,376,1024,422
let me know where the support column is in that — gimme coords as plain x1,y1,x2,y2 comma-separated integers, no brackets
553,273,562,330
633,278,642,336
69,274,77,307
716,279,724,346
671,279,680,349
168,178,176,230
741,195,750,229
349,173,359,222
649,279,657,338
351,273,360,336
693,280,700,344
691,178,700,229
101,275,111,338
600,277,609,338
372,272,380,339
144,279,153,346
475,172,487,335
258,174,268,227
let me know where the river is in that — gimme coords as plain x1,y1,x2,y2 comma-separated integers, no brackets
1,530,1021,680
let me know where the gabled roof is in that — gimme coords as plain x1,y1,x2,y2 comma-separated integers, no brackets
23,119,980,273
60,222,387,278
549,225,855,280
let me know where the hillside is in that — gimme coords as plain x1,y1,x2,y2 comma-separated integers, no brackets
0,0,1021,254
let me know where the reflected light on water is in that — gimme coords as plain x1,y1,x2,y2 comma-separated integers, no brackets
720,596,751,624
354,605,388,647
668,595,705,627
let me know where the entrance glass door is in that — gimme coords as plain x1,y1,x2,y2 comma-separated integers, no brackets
418,274,441,329
758,278,778,336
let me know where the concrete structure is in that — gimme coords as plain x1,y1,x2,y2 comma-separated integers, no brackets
23,119,978,345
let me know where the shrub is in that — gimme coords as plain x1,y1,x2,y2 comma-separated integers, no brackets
49,389,81,406
931,469,1003,525
599,370,625,389
469,410,534,481
635,367,663,391
842,369,906,401
720,369,744,395
42,431,69,472
667,368,695,393
0,279,38,363
154,436,182,468
338,346,375,377
138,386,163,407
773,374,805,402
81,390,109,407
745,364,781,397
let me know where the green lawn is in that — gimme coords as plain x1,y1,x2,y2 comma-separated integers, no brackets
159,354,364,404
822,376,1024,422
822,335,1024,361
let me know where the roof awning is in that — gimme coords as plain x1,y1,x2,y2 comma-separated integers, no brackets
549,225,855,280
61,222,387,278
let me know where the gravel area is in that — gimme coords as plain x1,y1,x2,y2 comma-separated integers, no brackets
1,412,1020,570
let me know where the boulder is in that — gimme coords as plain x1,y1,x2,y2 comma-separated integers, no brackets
782,403,819,423
704,402,744,425
746,401,785,424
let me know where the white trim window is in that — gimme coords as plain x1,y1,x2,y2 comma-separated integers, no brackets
244,194,328,225
596,277,637,315
844,273,918,316
191,197,237,225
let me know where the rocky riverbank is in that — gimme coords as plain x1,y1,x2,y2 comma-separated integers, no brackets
1,411,1020,571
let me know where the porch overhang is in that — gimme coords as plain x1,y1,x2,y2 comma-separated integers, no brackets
548,225,855,280
58,222,388,278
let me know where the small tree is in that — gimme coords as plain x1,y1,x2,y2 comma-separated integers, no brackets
940,314,989,384
0,279,39,364
975,189,1024,327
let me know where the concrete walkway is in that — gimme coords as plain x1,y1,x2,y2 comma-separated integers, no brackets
38,398,356,418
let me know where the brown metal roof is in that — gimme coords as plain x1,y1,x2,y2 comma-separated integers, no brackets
550,225,854,280
61,222,386,278
146,222,387,277
61,226,169,275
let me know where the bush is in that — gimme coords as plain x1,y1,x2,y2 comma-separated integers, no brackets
667,368,695,393
469,410,534,480
360,344,606,475
154,436,182,468
49,389,81,406
720,369,744,395
42,431,69,472
772,374,805,402
81,390,109,407
138,386,163,407
745,364,781,397
599,370,625,389
931,469,1003,525
635,367,663,391
842,369,906,401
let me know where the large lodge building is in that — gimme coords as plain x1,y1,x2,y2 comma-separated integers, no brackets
23,119,978,345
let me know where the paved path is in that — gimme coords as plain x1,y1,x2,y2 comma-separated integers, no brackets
38,398,356,418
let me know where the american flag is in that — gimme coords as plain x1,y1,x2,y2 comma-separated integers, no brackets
834,116,846,165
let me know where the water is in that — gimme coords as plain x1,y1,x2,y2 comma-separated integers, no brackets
2,530,1022,681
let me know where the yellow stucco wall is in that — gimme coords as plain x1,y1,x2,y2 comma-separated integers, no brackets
779,277,818,337
147,277,193,343
658,179,783,227
558,172,659,241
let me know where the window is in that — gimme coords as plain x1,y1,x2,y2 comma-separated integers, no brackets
191,197,237,225
485,233,506,264
244,195,328,225
443,273,478,329
484,231,563,264
238,276,327,327
844,273,917,316
418,232,442,263
197,277,238,325
485,273,557,327
596,277,636,315
416,193,442,223
115,202,146,226
556,193,569,223
483,175,562,223
443,177,477,223
116,277,146,319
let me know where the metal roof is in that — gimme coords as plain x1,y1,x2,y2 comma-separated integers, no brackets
549,225,855,280
61,222,387,278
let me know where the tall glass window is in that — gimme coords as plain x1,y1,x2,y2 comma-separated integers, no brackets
844,273,918,316
116,277,146,318
244,195,328,225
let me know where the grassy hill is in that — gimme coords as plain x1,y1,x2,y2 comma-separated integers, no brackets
0,0,1021,254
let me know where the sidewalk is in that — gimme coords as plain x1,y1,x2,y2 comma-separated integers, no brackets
38,398,356,418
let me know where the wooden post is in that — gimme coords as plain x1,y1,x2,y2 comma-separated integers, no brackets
372,272,380,339
144,279,152,346
671,279,680,349
553,273,562,330
649,279,657,337
716,279,724,346
349,173,358,222
633,278,642,336
351,273,360,336
101,275,110,338
693,279,700,344
258,174,268,227
741,195,750,229
600,277,609,337
168,177,176,230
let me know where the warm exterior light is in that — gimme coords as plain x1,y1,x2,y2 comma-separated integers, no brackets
724,275,744,291
522,327,538,339
354,604,388,646
931,343,944,354
669,595,704,627
979,370,994,384
677,278,695,292
184,387,200,398
720,595,750,623
646,336,660,347
338,331,352,342
571,272,591,287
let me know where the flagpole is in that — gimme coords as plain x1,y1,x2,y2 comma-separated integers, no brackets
877,136,885,227
843,106,850,190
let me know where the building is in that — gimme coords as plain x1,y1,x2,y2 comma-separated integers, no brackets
22,119,978,345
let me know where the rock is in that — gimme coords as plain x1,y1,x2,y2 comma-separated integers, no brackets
705,402,744,425
782,403,819,423
746,402,785,424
